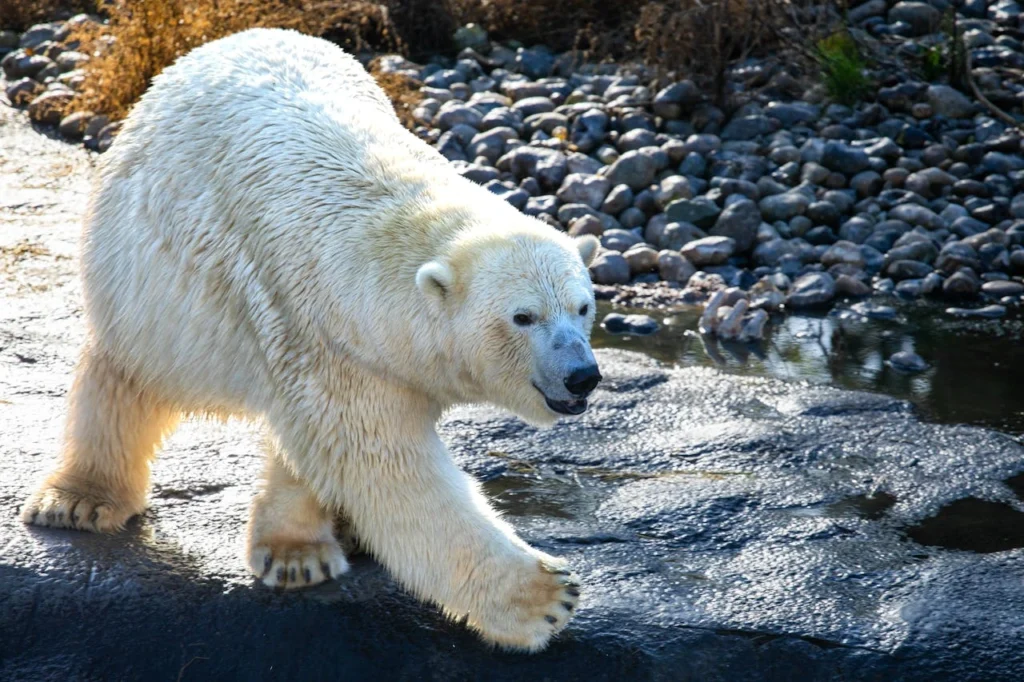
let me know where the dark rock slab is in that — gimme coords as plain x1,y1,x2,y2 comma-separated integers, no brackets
3,347,1024,681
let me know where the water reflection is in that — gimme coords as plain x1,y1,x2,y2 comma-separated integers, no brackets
593,299,1024,434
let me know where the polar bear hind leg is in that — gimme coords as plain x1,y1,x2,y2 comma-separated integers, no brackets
21,346,179,532
246,442,350,589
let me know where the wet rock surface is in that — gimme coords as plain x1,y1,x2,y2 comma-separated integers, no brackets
2,102,1024,681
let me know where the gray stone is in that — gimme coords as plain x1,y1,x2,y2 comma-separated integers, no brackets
4,77,44,106
514,47,555,79
601,229,644,253
55,51,88,73
752,238,798,267
58,111,93,140
453,23,489,53
604,150,657,190
822,241,866,268
602,313,659,334
822,142,871,175
849,0,886,22
565,152,604,176
764,102,820,127
759,191,810,222
710,199,760,252
721,115,779,141
557,174,611,210
435,103,484,130
943,270,981,297
889,351,929,372
850,171,883,198
27,91,73,125
665,197,720,229
617,129,658,152
807,201,842,226
839,217,874,244
523,194,558,216
1,51,52,80
888,204,946,231
981,280,1024,297
658,222,706,251
497,146,568,189
601,185,634,215
657,250,696,283
18,22,58,49
835,274,872,297
653,176,693,210
567,215,605,238
512,96,555,117
652,80,701,119
946,304,1007,318
886,260,933,280
889,2,942,36
681,236,736,266
483,181,529,211
787,272,837,307
623,245,660,275
589,252,631,284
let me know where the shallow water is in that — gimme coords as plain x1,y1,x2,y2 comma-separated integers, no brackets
592,298,1024,436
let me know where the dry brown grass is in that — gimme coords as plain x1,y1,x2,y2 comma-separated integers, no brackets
72,0,413,120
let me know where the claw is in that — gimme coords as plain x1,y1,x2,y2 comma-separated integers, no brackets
544,615,557,624
566,588,580,597
561,601,574,611
303,568,312,584
262,554,273,576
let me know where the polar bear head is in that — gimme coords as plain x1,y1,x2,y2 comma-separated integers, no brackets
417,228,602,426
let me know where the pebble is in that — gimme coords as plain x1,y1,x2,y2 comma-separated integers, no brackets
889,351,929,372
681,236,736,266
787,273,837,307
602,313,659,335
945,304,1007,318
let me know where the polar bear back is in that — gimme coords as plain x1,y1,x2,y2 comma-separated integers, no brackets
81,29,490,408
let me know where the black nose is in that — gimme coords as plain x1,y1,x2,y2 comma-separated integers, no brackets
565,364,602,397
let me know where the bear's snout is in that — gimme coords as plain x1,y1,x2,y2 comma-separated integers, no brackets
564,364,602,397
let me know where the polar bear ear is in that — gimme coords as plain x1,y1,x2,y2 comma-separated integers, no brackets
575,235,600,267
416,260,455,301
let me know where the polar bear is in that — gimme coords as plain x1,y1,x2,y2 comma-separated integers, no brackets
20,28,603,651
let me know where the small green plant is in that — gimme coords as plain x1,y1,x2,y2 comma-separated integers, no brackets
922,44,946,81
816,31,871,106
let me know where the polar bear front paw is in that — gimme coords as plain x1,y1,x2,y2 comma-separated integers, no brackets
468,556,581,652
249,539,350,589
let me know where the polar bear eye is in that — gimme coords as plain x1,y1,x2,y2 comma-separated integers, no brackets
579,304,589,316
513,313,534,327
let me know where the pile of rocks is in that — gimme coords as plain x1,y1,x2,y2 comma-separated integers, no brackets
4,2,1024,326
1,15,120,152
383,5,1024,321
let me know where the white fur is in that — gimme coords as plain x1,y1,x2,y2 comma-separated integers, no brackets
23,28,596,651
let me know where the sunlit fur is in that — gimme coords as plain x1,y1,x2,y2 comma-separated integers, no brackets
20,28,598,651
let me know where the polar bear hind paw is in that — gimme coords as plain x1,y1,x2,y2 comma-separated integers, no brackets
21,486,136,533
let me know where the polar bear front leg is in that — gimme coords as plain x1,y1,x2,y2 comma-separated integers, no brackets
326,432,580,652
246,442,350,589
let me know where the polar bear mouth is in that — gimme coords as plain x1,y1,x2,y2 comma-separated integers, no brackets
534,384,589,415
